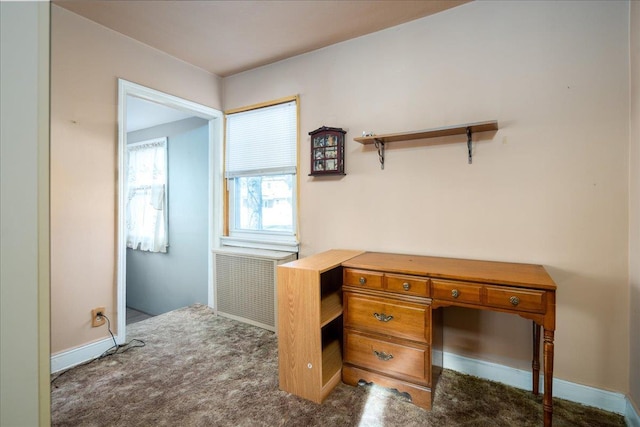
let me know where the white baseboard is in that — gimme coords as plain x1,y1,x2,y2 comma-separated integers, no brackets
50,337,116,373
627,398,640,427
442,352,630,416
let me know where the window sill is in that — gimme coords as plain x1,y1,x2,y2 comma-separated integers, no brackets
219,236,299,253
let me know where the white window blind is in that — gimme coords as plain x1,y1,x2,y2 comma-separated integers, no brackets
225,100,297,177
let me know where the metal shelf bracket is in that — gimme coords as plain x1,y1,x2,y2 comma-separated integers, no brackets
466,127,473,164
374,138,385,170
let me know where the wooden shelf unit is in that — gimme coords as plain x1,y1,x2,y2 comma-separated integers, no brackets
277,249,364,403
354,120,499,167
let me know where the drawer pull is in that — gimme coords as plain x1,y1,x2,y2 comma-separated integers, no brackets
509,296,520,306
359,277,367,285
402,282,411,291
451,289,460,298
373,312,394,322
373,350,394,361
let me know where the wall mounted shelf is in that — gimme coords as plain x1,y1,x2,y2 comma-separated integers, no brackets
354,120,499,169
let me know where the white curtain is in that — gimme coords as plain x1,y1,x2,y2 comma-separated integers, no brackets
126,138,168,253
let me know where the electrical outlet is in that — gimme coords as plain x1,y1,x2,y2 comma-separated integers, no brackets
91,307,106,327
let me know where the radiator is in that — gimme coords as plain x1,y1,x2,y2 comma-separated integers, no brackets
213,247,297,333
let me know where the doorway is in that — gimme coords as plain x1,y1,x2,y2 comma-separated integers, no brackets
117,80,223,343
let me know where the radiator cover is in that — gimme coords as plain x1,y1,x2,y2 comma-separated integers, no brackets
213,248,296,332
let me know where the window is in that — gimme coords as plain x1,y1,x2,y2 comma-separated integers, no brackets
224,97,298,249
125,137,168,253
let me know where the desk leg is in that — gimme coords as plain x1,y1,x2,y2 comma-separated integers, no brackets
543,329,554,427
532,322,541,395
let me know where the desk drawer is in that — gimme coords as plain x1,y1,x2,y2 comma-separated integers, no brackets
344,330,430,384
344,268,383,289
344,292,429,343
385,274,430,297
432,279,482,304
486,286,546,313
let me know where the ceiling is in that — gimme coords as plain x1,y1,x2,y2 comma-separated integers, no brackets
54,0,470,78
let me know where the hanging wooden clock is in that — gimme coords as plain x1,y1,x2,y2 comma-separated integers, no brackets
308,126,346,176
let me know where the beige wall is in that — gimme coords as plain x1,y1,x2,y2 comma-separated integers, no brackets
224,1,630,392
50,6,222,354
1,2,50,425
629,0,640,410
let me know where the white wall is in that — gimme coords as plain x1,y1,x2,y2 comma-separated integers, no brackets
223,0,630,392
0,2,50,425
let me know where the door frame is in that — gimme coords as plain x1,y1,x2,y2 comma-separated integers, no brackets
116,79,223,343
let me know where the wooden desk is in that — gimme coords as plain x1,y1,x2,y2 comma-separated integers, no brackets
277,250,557,426
341,252,557,427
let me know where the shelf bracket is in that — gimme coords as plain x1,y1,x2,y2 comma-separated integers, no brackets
373,138,385,170
466,127,473,164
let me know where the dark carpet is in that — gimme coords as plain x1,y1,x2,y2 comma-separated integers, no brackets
51,304,625,426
